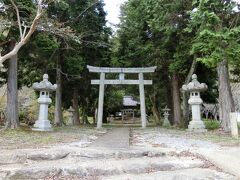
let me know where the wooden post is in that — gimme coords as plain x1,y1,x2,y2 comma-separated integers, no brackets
139,73,147,128
133,110,135,123
97,72,105,128
121,110,124,123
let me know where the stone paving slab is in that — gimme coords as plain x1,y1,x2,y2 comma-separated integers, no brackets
197,147,240,178
0,155,205,179
132,128,240,178
103,168,237,180
90,128,130,149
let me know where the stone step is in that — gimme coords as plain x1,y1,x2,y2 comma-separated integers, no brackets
103,168,237,180
1,155,204,179
0,148,167,165
0,149,71,165
70,148,167,160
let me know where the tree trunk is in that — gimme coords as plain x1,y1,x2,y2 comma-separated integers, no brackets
5,40,19,129
183,58,197,127
217,59,235,132
149,94,161,125
82,98,90,124
54,51,63,126
82,109,90,124
163,65,174,124
73,88,80,125
172,72,181,126
93,108,97,125
182,92,189,127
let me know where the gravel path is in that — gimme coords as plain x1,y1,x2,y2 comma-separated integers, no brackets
90,127,130,149
131,128,220,151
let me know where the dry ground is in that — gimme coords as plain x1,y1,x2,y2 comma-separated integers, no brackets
1,125,239,150
0,125,107,150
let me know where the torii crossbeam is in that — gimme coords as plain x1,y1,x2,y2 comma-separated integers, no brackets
87,65,157,128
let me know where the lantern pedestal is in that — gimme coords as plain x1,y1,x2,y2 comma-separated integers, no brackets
163,106,171,127
188,120,207,133
188,97,207,132
67,106,75,126
32,120,53,131
32,94,53,131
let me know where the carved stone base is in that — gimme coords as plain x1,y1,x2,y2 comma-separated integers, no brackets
188,120,207,133
163,119,171,127
68,117,74,126
32,119,53,131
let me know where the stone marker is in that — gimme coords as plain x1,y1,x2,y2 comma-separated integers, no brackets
163,106,171,127
230,112,239,139
109,114,114,123
68,106,75,125
182,74,207,133
32,74,57,131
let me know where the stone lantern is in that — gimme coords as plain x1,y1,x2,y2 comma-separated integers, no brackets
182,74,208,132
32,74,57,131
163,106,171,127
68,106,75,125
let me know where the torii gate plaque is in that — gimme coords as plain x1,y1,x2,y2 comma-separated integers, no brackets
87,65,157,128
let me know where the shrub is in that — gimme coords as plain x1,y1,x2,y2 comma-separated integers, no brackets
203,119,220,130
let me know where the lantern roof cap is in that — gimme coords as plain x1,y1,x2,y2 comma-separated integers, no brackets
68,106,75,112
182,74,207,92
33,74,57,91
163,106,170,111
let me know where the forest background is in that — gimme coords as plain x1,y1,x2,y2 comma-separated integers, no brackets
0,0,240,132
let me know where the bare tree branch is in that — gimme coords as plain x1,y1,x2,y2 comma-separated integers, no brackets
10,0,23,39
0,0,47,66
62,0,98,25
0,0,105,67
22,22,27,38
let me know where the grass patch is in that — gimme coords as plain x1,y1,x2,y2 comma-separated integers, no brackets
0,125,101,150
0,127,58,148
195,132,240,146
203,119,220,130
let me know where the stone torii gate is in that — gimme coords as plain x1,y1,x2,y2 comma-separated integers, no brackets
87,65,157,128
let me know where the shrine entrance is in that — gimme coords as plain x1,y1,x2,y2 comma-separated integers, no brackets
87,65,157,128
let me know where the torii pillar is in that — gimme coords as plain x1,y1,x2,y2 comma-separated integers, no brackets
87,65,157,128
139,72,147,128
97,72,105,128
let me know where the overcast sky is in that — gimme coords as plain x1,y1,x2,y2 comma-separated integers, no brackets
103,0,127,27
103,0,240,28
